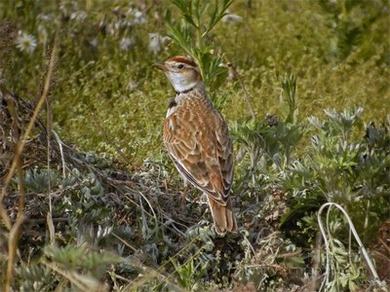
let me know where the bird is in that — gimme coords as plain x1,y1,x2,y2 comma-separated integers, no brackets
155,55,237,235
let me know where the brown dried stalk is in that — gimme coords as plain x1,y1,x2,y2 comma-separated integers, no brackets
0,36,57,229
1,35,58,292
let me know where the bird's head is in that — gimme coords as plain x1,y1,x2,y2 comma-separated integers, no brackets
154,56,203,93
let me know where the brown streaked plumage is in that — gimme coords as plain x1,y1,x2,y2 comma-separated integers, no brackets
156,55,237,234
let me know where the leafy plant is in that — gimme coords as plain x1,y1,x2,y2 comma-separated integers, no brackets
232,73,303,191
171,258,208,291
23,168,60,193
281,108,390,247
166,0,232,94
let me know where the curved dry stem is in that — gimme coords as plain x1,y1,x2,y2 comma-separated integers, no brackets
0,35,58,230
317,202,382,291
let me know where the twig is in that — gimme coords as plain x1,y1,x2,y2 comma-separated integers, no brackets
0,35,58,229
309,231,322,291
378,238,390,255
112,232,137,252
225,62,256,119
45,64,55,245
237,75,256,120
2,34,58,291
137,190,159,228
244,263,287,271
4,157,25,292
52,130,67,178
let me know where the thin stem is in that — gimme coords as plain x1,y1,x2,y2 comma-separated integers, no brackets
0,35,58,229
317,202,382,291
4,157,25,292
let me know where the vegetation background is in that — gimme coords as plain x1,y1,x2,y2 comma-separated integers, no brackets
0,0,389,291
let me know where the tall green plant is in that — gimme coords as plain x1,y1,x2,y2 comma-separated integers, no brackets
232,73,302,174
166,0,232,93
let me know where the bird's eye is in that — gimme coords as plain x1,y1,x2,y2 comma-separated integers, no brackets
177,64,184,69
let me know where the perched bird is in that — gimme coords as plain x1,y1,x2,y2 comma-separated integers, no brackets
155,56,237,235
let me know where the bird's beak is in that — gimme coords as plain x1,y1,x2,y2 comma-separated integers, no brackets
153,63,167,71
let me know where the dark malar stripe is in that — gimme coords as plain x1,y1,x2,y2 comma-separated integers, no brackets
168,97,177,108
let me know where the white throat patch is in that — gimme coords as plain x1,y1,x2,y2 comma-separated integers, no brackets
167,73,198,93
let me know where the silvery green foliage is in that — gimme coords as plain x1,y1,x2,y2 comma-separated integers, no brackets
231,76,389,290
281,108,390,244
16,265,56,292
24,168,60,193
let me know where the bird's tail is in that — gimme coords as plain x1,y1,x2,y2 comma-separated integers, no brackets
207,195,237,235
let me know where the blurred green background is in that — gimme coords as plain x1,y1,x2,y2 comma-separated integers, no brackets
1,0,389,165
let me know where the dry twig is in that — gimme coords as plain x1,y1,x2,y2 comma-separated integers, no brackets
1,35,58,291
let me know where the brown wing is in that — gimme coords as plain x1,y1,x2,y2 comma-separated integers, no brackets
163,97,233,205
